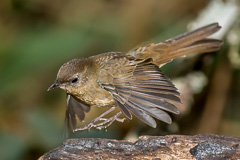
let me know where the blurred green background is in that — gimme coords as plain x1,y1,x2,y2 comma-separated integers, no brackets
0,0,239,159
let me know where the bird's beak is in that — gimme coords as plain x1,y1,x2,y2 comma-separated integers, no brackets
47,81,60,91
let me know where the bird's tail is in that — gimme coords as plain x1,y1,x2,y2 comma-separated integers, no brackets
128,23,223,67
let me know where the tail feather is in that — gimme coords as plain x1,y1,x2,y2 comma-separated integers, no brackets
128,23,223,67
169,23,221,50
159,39,223,64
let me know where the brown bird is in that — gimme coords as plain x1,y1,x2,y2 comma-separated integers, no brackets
48,23,223,136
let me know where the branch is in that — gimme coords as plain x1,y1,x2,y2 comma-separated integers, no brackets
39,134,240,160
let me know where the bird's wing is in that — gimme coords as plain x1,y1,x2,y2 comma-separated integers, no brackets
98,56,181,128
128,23,223,67
64,94,90,137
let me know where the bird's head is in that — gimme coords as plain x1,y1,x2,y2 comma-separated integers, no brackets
47,58,90,94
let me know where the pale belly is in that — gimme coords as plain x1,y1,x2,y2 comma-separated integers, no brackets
83,92,115,107
73,85,115,107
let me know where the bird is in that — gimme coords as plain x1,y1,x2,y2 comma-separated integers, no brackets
48,23,223,137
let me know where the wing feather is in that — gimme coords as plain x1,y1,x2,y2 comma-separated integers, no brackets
65,94,91,137
99,56,180,127
122,98,157,128
112,94,132,119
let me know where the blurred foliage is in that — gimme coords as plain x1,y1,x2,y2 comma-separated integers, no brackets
0,0,239,159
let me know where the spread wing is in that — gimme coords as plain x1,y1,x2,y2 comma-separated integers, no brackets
98,56,181,128
128,23,222,67
65,94,90,137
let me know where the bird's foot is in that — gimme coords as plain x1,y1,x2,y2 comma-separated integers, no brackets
95,111,126,130
74,106,126,132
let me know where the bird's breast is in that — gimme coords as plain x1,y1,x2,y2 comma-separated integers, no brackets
73,83,115,108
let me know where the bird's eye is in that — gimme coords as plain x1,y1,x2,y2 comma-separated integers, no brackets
71,78,78,83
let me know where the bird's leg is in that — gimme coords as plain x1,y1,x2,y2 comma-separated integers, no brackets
74,106,126,132
95,111,125,130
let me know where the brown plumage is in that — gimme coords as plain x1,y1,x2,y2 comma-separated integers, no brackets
48,23,223,136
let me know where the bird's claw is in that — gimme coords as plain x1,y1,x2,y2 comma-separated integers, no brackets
74,106,125,132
